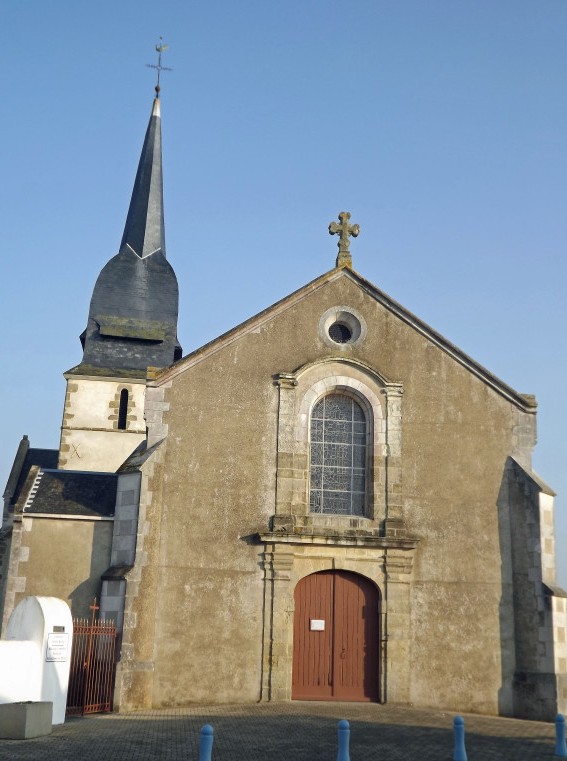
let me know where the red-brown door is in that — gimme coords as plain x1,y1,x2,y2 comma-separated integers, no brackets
292,570,380,701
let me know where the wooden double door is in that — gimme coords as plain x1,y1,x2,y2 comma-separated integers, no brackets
292,570,380,702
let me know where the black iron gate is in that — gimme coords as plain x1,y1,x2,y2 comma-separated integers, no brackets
66,600,117,715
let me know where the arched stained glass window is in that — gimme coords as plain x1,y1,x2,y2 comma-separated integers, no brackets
309,393,367,516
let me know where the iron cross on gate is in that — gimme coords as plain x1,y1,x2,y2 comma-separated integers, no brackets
329,211,360,268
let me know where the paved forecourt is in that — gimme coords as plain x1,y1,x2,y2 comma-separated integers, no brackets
0,702,558,761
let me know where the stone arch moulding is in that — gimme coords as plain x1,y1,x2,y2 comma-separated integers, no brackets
294,560,382,588
272,356,406,538
291,568,382,701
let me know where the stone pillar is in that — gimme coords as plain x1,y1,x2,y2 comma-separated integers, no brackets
383,387,405,537
99,471,142,632
0,516,25,636
274,375,304,522
145,380,172,448
113,448,163,712
384,548,413,703
261,546,294,701
551,593,567,715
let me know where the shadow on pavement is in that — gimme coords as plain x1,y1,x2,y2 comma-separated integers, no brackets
0,706,556,761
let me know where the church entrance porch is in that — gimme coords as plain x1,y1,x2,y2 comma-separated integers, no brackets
259,538,416,705
292,570,380,702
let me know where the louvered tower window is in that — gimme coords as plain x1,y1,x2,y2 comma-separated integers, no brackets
309,394,367,516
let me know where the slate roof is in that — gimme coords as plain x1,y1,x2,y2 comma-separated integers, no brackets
509,457,556,497
119,97,165,260
78,96,181,374
118,439,164,474
101,565,134,581
22,469,117,518
3,436,59,509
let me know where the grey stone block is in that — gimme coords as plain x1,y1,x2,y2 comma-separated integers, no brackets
0,701,53,739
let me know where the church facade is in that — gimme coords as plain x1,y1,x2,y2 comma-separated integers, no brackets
1,90,566,721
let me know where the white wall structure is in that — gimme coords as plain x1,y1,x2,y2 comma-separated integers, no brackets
0,641,38,702
0,596,73,724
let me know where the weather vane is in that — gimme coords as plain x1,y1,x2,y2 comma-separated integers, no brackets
146,37,172,96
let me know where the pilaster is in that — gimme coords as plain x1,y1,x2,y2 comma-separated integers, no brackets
383,386,405,535
383,548,414,703
261,548,295,701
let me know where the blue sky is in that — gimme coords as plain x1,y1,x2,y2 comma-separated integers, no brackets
2,2,566,579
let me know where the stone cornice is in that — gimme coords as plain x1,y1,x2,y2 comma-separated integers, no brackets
285,356,403,390
258,531,418,551
14,513,114,522
59,425,145,435
64,368,147,384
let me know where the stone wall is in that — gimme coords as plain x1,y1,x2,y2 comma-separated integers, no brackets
0,520,14,635
1,513,112,628
114,270,550,716
505,459,565,720
58,377,146,472
113,444,166,710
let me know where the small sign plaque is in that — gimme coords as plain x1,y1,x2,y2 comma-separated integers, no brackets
310,619,325,631
46,632,70,662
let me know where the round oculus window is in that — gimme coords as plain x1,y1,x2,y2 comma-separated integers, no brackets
328,321,353,344
319,306,366,347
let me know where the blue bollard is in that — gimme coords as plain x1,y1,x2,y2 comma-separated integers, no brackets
453,716,467,761
199,724,214,761
556,714,567,757
337,719,350,761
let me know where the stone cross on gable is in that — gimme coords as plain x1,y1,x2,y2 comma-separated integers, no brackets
329,211,360,268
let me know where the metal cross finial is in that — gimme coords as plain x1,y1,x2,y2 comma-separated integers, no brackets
146,37,172,96
329,211,360,268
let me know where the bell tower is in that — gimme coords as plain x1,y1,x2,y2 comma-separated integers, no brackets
58,90,181,472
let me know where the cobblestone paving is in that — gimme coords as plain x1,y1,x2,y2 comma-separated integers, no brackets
0,702,558,761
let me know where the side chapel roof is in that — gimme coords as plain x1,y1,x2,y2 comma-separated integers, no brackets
3,435,58,509
17,469,117,519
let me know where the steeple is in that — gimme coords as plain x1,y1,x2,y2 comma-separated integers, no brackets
76,94,182,376
119,97,165,259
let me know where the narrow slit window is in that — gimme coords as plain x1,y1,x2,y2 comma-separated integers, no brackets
309,393,367,516
118,389,129,430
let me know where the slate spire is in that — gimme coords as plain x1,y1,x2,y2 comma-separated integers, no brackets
76,94,182,375
119,97,166,259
